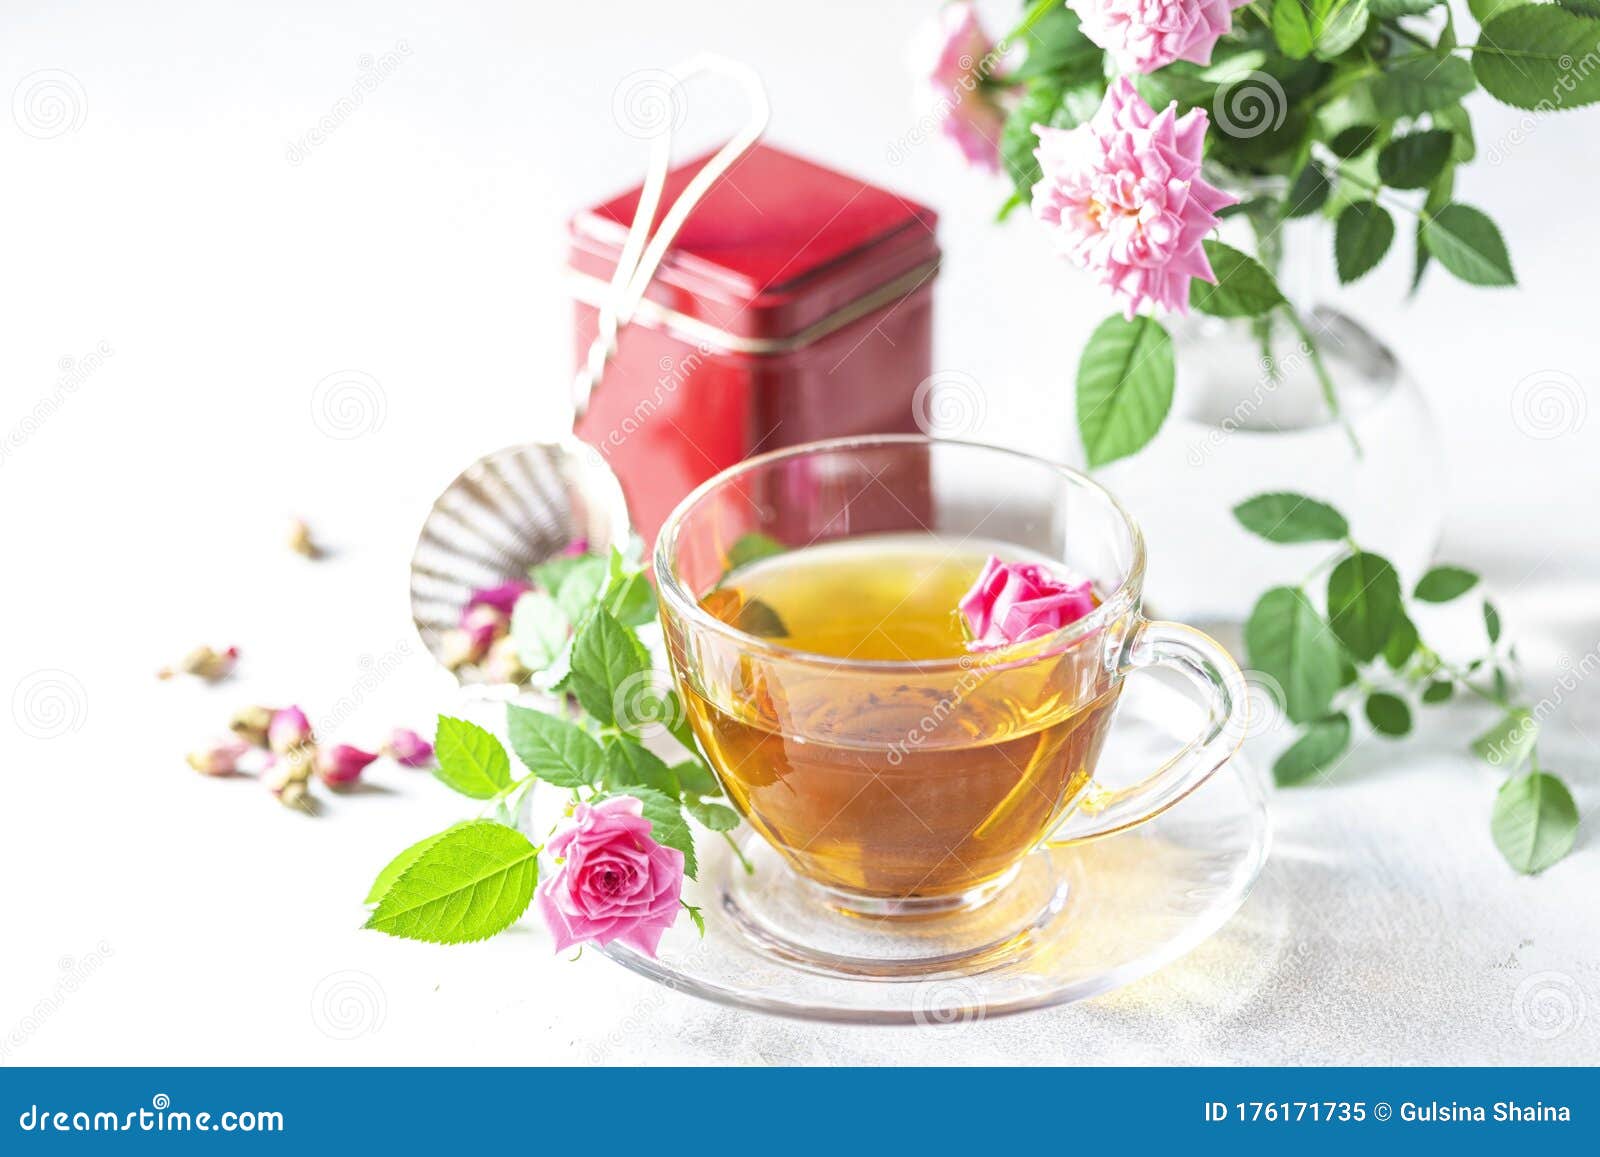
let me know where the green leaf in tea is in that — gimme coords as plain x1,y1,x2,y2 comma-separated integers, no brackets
1422,204,1516,287
1491,772,1579,874
1365,691,1413,736
1190,241,1286,317
1335,201,1395,283
433,715,514,799
1377,130,1453,189
1471,707,1537,769
725,532,788,572
1327,550,1403,662
1233,492,1349,542
625,786,698,879
1414,565,1480,602
1274,713,1351,786
1075,314,1175,468
1245,586,1345,723
1474,6,1600,110
506,703,605,788
364,820,540,944
568,607,650,727
511,590,569,671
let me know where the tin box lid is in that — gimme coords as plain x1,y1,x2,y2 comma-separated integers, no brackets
568,142,939,345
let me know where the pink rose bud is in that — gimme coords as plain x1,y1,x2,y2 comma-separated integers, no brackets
160,644,240,682
380,727,434,768
535,796,686,957
958,555,1097,650
461,603,509,639
186,739,251,776
228,704,276,747
465,581,533,619
268,705,314,754
1032,77,1237,317
561,538,590,557
315,743,378,787
481,635,528,685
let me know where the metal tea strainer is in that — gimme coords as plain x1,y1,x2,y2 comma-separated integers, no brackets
408,54,770,685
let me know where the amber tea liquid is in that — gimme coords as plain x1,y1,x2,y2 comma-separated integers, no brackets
678,534,1121,901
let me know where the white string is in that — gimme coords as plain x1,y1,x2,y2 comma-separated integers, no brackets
572,55,771,419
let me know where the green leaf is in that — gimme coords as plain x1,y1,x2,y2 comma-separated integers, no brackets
530,553,587,594
1414,565,1480,602
364,822,470,905
998,75,1102,202
1327,551,1403,662
1469,0,1529,22
1471,707,1538,769
1370,0,1438,14
601,735,681,796
1233,492,1349,543
624,786,698,879
568,607,649,726
364,820,539,944
1421,204,1516,286
1365,691,1413,736
1383,613,1419,669
432,715,513,800
552,555,609,623
733,597,790,638
1272,0,1315,59
671,757,722,798
1314,0,1371,60
1421,678,1455,703
1475,6,1600,110
1284,160,1331,218
725,532,787,573
505,703,604,788
686,798,742,832
1245,586,1345,723
1484,599,1503,642
1432,104,1476,162
1274,713,1352,786
1377,130,1453,189
1190,241,1286,318
1012,2,1102,81
1411,167,1454,293
601,550,658,627
1328,123,1379,158
510,590,569,671
1335,201,1395,283
1369,55,1476,119
1492,772,1579,874
1075,315,1175,468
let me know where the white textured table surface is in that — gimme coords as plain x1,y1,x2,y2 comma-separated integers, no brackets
2,0,1596,1066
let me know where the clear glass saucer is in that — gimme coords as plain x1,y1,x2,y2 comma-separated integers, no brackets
598,678,1271,1024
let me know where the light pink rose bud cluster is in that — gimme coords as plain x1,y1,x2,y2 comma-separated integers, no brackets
189,705,435,811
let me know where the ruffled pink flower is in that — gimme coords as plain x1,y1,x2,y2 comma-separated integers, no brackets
536,796,685,957
917,2,1007,171
1069,0,1248,73
959,555,1097,649
1032,77,1236,317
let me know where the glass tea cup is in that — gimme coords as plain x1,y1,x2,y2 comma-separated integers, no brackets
653,435,1248,921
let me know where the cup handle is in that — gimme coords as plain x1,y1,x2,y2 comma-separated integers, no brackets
1047,618,1248,846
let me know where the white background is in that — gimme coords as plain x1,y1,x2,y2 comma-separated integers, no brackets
1,0,1596,1064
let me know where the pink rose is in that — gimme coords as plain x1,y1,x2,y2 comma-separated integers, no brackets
958,555,1096,649
1069,0,1249,73
536,796,685,957
917,2,1008,171
1032,77,1236,317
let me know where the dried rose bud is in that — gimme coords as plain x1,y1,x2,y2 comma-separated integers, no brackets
186,740,251,776
316,743,378,787
287,517,323,559
160,645,239,682
561,538,590,557
380,727,434,768
481,635,529,685
228,704,276,747
268,705,314,754
263,747,316,809
465,581,533,619
439,627,489,671
462,603,509,637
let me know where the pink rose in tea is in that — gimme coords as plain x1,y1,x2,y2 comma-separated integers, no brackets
536,796,685,957
959,555,1096,648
